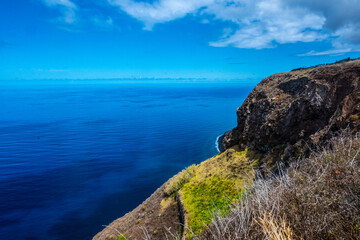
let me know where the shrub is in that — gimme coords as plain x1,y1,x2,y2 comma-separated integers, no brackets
200,130,360,240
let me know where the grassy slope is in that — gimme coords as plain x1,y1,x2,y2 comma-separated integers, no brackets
98,131,360,240
201,130,360,240
161,146,261,238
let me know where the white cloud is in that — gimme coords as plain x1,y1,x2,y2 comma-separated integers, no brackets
108,0,213,30
298,48,353,56
42,0,77,24
298,40,360,56
41,0,360,54
209,0,326,49
334,23,360,44
108,0,327,49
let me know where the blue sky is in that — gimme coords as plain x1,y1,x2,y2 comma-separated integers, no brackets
1,0,360,80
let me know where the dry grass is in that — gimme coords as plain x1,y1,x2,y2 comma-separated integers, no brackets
200,129,360,240
256,212,294,240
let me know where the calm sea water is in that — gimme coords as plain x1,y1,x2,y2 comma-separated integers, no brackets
0,79,256,240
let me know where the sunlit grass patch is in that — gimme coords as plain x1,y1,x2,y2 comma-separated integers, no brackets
178,146,260,238
180,175,240,236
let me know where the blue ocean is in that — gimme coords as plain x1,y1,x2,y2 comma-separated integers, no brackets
0,79,256,240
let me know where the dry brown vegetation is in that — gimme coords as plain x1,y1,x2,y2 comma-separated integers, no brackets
103,130,360,240
200,129,360,240
255,212,294,240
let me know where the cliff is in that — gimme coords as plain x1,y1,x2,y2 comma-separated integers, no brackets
94,58,360,240
222,58,360,166
93,147,261,240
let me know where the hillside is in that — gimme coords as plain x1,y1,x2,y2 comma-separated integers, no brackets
222,58,360,168
93,58,360,240
203,129,360,239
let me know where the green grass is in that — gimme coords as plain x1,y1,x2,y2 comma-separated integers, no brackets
176,147,260,238
180,175,241,236
158,147,260,238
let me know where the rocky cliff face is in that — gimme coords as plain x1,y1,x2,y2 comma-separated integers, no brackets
94,59,360,240
222,59,360,164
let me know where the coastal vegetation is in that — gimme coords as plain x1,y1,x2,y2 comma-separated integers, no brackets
201,129,360,239
159,147,261,238
94,59,360,240
177,147,260,237
109,129,360,240
106,129,360,240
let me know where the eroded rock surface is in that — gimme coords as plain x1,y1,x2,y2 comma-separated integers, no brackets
222,59,360,163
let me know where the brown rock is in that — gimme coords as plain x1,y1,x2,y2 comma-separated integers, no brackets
222,58,360,162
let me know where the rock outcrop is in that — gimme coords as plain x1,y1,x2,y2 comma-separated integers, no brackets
222,58,360,165
94,58,360,240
